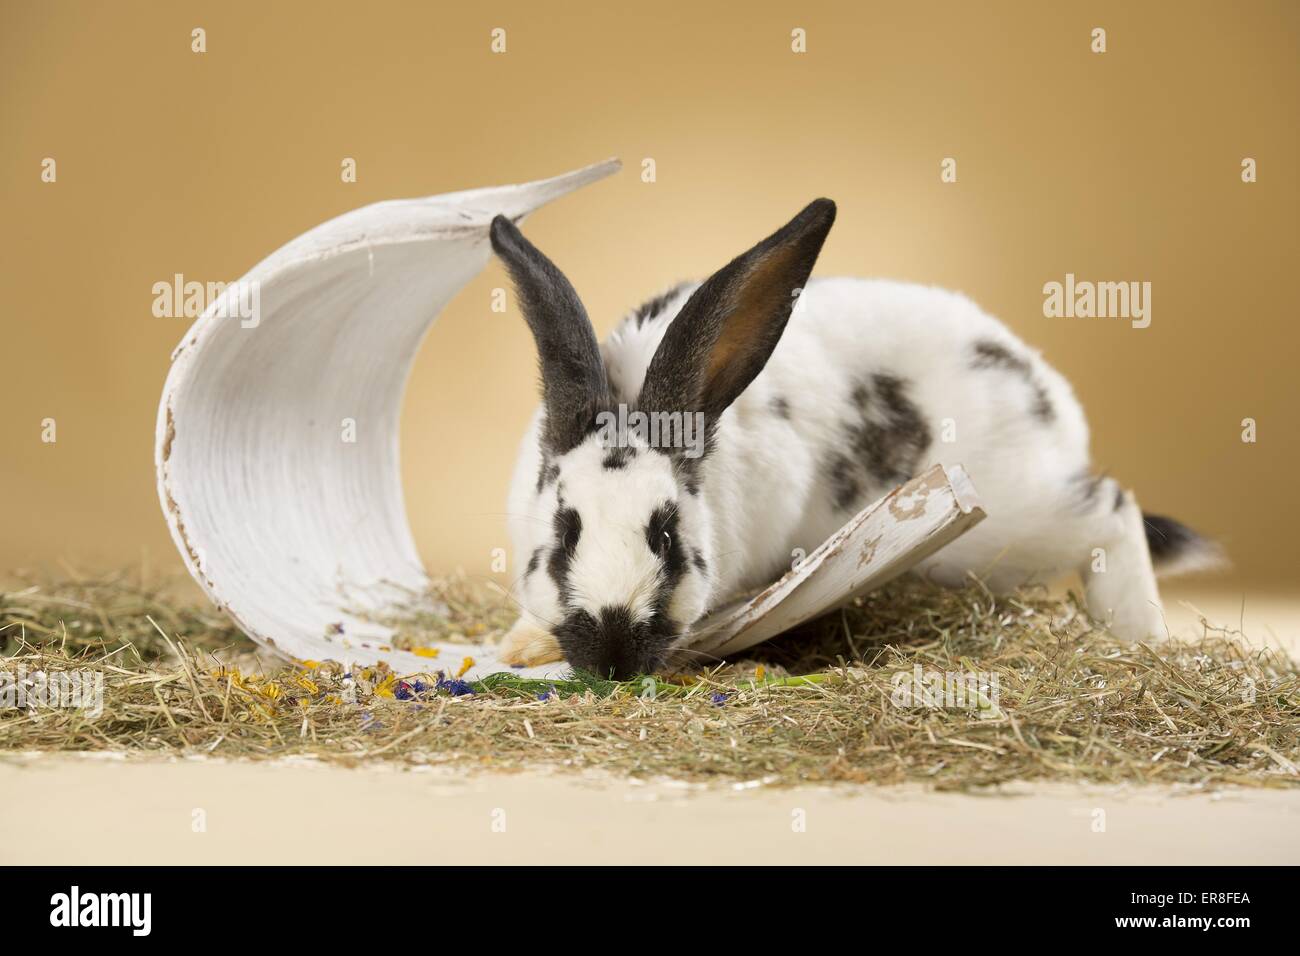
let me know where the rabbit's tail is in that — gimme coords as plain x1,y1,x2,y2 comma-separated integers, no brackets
1142,513,1225,577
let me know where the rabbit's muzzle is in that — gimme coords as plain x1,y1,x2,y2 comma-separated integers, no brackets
556,605,675,680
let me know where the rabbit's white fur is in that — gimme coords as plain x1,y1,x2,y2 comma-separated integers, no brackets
504,275,1213,667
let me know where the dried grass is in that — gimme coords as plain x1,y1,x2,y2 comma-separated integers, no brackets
2,570,1297,790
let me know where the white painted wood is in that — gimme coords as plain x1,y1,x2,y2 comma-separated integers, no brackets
156,160,621,680
156,162,987,680
679,464,985,661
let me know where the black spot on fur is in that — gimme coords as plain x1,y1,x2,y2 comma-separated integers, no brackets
524,547,543,579
1076,470,1101,504
1073,471,1118,514
536,457,560,494
668,437,713,494
1113,485,1127,512
970,339,1055,422
631,284,689,328
970,340,1025,372
824,375,931,512
1028,388,1055,422
857,374,932,485
602,446,635,469
547,506,581,598
692,548,708,574
769,396,792,419
825,452,862,512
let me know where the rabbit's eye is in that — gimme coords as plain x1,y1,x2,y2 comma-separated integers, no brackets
645,503,678,561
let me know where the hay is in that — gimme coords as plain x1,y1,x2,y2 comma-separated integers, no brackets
2,569,1297,790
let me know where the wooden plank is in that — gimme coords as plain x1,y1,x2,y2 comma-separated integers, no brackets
679,464,984,661
154,160,622,681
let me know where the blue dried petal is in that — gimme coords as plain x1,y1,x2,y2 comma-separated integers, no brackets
435,675,474,697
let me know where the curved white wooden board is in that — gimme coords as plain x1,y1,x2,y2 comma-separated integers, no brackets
156,160,620,679
679,464,985,662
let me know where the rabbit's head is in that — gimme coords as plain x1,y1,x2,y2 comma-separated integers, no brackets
491,199,834,677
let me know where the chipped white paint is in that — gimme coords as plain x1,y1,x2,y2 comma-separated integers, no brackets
683,464,984,660
156,161,986,679
156,160,621,679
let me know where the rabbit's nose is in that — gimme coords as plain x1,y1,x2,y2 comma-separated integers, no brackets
590,605,642,680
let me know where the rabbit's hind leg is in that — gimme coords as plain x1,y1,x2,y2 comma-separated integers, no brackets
1077,482,1165,642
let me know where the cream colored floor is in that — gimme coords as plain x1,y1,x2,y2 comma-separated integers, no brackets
2,587,1297,866
2,755,1297,865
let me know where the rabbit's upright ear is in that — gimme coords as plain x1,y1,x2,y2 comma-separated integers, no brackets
639,199,835,422
491,215,611,455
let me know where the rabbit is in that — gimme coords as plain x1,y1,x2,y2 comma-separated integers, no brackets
489,199,1221,678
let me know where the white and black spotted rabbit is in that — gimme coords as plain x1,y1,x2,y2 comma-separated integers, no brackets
490,200,1219,677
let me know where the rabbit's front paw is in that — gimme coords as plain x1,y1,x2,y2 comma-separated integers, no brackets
499,618,564,666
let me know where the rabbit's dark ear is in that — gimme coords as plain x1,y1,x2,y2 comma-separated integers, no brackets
491,215,611,455
639,199,835,422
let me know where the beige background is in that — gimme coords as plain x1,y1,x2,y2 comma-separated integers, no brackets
2,1,1296,589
